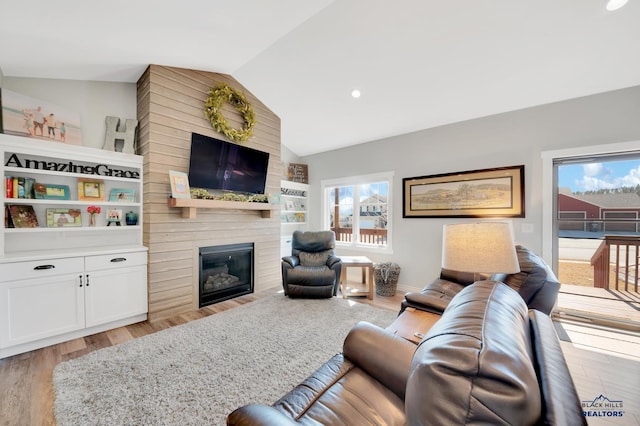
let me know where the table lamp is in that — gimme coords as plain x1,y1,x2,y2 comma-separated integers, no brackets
441,222,520,275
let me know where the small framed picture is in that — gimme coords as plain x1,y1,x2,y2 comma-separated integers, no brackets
34,183,71,200
109,188,136,202
78,178,106,201
106,208,122,226
169,170,191,199
8,205,39,228
46,208,82,227
285,200,295,211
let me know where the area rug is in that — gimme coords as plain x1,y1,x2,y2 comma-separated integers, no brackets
53,294,398,425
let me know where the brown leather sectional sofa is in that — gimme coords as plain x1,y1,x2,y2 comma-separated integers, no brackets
401,245,561,315
227,280,585,425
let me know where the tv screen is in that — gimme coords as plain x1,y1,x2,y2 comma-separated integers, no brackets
188,133,270,195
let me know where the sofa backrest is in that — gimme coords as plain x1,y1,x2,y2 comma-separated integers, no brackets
291,230,336,257
406,281,542,425
493,245,561,314
438,268,476,285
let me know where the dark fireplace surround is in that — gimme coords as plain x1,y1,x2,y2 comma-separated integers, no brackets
199,243,254,307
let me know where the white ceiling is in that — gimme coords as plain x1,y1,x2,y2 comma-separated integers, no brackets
1,0,639,156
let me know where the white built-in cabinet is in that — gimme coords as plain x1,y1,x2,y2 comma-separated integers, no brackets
280,180,309,258
0,134,147,359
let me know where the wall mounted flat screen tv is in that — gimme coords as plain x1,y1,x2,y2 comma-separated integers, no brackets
188,133,270,195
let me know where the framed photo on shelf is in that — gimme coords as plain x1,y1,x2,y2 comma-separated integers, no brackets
169,170,191,199
8,205,39,228
46,208,81,227
106,208,122,226
109,188,135,202
34,183,71,200
77,178,105,201
402,165,525,218
285,200,295,211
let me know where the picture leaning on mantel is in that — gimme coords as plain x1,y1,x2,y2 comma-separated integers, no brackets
402,165,525,218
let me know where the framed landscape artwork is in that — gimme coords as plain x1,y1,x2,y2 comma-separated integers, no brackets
403,165,525,218
0,89,82,145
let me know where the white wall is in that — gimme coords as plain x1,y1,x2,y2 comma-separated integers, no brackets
2,77,136,150
301,86,640,290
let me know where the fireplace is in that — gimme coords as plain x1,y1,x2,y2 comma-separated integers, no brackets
199,243,254,307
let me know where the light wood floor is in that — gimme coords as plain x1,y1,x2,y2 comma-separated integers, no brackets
1,285,638,426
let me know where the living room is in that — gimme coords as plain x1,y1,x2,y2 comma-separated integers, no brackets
1,1,640,425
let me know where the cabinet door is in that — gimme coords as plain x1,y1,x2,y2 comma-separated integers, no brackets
84,265,147,328
0,274,85,348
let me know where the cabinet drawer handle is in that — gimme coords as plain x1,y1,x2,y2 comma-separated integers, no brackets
110,257,127,263
34,264,56,270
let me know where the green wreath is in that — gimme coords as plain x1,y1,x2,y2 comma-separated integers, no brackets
204,84,256,143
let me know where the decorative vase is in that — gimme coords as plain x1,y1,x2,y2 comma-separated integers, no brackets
125,211,138,226
89,214,96,227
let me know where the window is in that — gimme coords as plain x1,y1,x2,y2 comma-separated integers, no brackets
321,172,393,252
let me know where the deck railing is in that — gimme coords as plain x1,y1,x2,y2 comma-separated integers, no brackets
590,235,640,291
331,227,387,245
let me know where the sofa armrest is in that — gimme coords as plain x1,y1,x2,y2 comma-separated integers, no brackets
528,310,586,425
227,404,298,426
327,255,341,268
281,256,299,268
402,291,450,314
342,321,416,399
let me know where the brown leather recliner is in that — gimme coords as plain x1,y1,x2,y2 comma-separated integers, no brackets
281,230,342,298
401,245,561,315
227,281,585,425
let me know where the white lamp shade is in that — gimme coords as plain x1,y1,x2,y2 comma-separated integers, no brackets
441,222,520,274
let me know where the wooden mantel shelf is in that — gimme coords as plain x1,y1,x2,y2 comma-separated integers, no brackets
168,198,274,219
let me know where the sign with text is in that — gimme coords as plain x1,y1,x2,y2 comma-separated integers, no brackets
287,163,308,183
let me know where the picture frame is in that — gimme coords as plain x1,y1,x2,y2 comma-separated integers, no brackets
169,170,191,199
403,165,525,218
109,188,135,202
77,178,105,201
106,208,122,226
34,183,71,200
287,163,309,183
0,88,83,145
285,200,295,211
46,208,82,227
8,205,39,228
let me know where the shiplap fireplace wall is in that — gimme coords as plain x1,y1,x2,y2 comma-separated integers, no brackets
137,65,282,321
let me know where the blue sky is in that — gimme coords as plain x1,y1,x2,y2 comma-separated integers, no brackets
559,159,640,192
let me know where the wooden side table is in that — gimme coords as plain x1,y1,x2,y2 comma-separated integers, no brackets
339,255,374,300
386,307,440,344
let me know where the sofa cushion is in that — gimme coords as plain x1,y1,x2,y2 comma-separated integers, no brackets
406,280,542,425
404,278,466,313
286,265,335,286
299,249,332,267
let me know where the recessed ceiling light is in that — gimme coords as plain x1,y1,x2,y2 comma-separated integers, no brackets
351,89,361,99
606,0,629,11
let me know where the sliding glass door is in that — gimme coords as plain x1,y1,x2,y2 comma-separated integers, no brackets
552,151,640,328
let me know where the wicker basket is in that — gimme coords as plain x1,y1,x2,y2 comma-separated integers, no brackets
374,262,400,297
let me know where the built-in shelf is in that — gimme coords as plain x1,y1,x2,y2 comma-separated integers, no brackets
167,198,274,219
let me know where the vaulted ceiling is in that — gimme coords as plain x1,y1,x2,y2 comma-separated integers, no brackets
1,0,639,156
